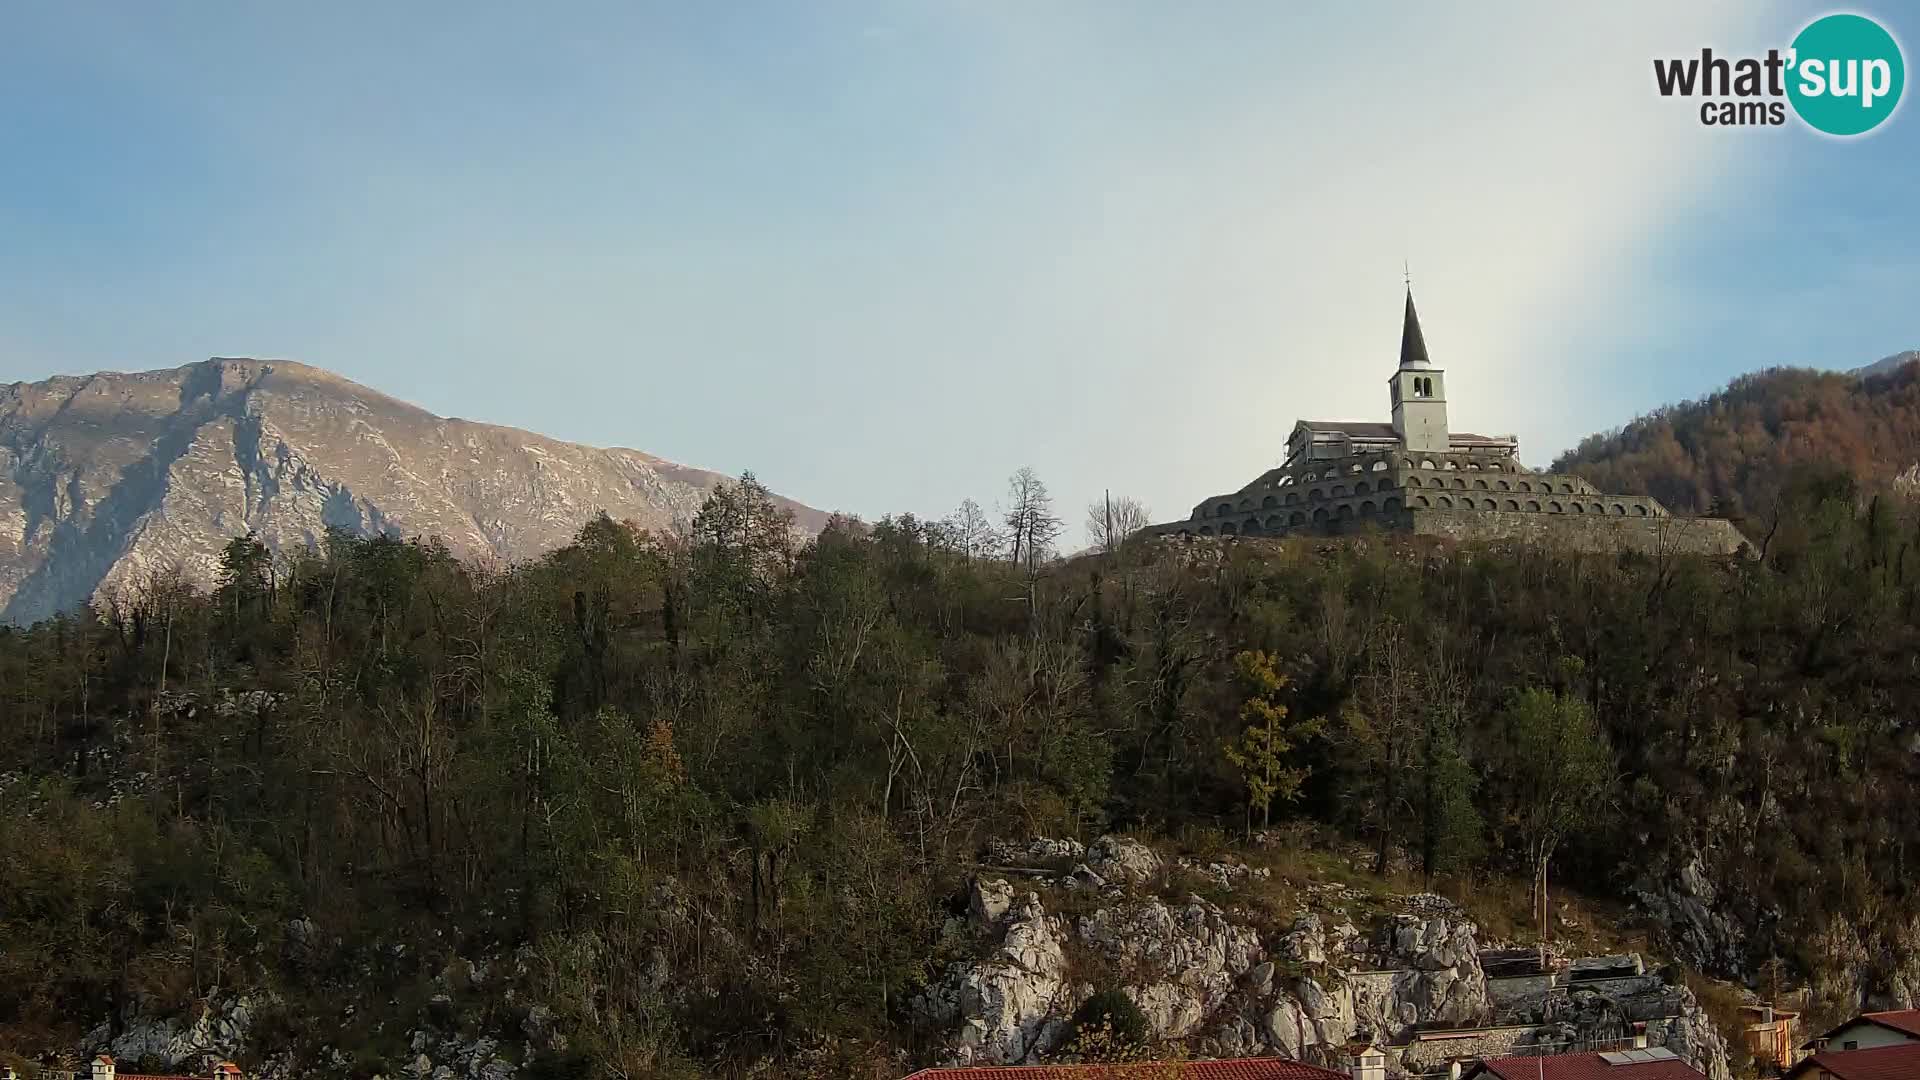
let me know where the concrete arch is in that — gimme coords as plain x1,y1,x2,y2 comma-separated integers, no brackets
1560,483,1574,493
1482,499,1497,510
1384,496,1402,512
1437,496,1454,508
1527,500,1541,512
1452,478,1467,489
1549,501,1564,513
1199,526,1215,535
1242,518,1262,535
1414,495,1431,508
1221,521,1239,534
1310,488,1325,502
1571,503,1585,514
1406,476,1421,488
1217,502,1233,516
1497,480,1511,491
1474,478,1489,490
1517,481,1532,492
1312,507,1330,522
1284,492,1299,506
1355,481,1370,495
1266,515,1284,530
1443,460,1458,470
1332,485,1348,497
1290,511,1307,525
1504,499,1519,511
1420,459,1438,470
1371,460,1388,471
1349,463,1364,474
1360,500,1377,515
1611,503,1626,516
1634,504,1648,516
1591,503,1606,514
1336,503,1355,519
1262,495,1278,508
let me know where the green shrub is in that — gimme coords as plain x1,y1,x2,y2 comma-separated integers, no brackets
1070,989,1149,1047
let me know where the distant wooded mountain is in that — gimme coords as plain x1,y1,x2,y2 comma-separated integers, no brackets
0,358,829,623
1552,354,1920,518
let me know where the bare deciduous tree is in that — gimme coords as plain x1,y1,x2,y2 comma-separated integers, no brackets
1002,467,1062,571
940,498,1001,561
1086,492,1151,553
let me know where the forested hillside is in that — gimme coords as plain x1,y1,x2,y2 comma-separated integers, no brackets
1553,360,1920,519
4,470,1920,1077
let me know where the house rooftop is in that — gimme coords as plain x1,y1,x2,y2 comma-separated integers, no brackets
1787,1041,1920,1079
1467,1047,1703,1080
1803,1008,1920,1048
902,1059,1348,1079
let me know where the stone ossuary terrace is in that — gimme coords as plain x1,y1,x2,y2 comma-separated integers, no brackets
1144,290,1746,556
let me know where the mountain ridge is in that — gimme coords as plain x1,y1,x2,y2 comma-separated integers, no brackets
0,357,829,623
1553,354,1920,518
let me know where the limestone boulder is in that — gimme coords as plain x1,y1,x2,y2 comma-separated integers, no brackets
1085,835,1164,885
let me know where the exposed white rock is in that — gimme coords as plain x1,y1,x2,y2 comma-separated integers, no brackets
1085,835,1164,885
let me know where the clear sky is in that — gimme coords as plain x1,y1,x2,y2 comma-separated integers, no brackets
2,2,1915,536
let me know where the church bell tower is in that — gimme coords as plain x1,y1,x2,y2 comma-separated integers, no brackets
1388,288,1449,453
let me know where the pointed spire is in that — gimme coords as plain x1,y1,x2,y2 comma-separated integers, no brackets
1398,286,1432,370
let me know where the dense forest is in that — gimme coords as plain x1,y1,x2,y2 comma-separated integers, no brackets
4,465,1920,1078
1555,360,1920,519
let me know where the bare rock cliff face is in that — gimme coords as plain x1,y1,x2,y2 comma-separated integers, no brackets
0,358,828,623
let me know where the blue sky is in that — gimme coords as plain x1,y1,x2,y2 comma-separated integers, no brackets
2,2,1915,533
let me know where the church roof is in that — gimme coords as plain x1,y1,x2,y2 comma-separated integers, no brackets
1400,287,1433,370
1297,420,1398,438
1294,420,1512,445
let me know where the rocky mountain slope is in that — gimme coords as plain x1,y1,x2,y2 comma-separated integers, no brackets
1851,350,1920,379
914,836,1732,1079
0,357,828,623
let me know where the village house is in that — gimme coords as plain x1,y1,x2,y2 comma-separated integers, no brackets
902,1043,1385,1079
1783,1040,1920,1080
5,1057,247,1080
1738,1003,1801,1073
1460,1046,1704,1080
1800,1009,1920,1054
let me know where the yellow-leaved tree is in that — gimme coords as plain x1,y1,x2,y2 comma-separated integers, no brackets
1221,650,1325,837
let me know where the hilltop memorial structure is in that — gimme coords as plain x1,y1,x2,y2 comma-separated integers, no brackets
1145,290,1748,556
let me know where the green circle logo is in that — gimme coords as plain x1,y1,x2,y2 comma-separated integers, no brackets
1787,13,1905,136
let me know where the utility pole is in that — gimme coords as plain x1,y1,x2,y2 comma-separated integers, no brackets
1105,489,1113,554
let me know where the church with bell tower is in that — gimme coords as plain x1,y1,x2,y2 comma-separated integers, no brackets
1143,289,1747,556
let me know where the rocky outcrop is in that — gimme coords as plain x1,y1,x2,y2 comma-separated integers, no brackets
918,885,1076,1065
1085,836,1165,885
923,839,1735,1080
1633,856,1747,977
0,358,827,623
84,991,264,1070
1078,896,1263,1038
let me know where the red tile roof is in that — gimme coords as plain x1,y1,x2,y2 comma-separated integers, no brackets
1861,1009,1920,1038
1805,1009,1920,1048
1788,1042,1920,1079
1470,1052,1704,1080
903,1059,1347,1080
